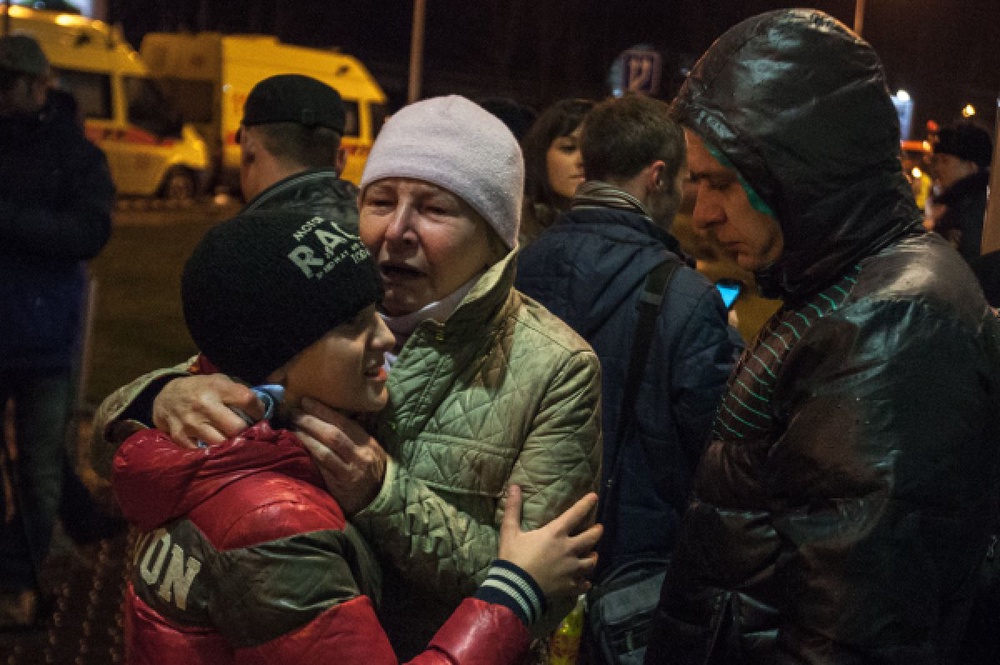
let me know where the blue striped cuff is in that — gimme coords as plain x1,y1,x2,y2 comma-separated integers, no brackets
474,560,547,625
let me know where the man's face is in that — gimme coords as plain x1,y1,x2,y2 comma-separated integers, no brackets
685,129,784,272
930,152,978,190
0,73,47,117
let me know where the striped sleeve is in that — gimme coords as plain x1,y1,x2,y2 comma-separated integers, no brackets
474,559,547,625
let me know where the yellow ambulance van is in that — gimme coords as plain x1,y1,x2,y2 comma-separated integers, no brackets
4,6,211,199
139,32,388,188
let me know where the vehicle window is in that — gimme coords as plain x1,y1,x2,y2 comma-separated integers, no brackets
370,102,388,139
155,78,215,124
51,68,111,120
343,99,359,138
124,76,183,137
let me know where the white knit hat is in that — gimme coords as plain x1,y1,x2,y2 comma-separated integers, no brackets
360,95,523,249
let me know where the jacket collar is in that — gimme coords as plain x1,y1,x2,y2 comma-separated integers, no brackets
562,196,683,257
571,180,651,218
404,251,516,344
243,168,345,212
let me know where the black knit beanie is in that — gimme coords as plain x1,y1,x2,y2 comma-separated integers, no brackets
182,211,383,385
934,124,994,169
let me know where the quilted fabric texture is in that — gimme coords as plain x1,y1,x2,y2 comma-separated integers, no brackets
355,252,602,655
89,252,602,659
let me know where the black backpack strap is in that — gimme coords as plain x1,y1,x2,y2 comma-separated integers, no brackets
597,259,681,560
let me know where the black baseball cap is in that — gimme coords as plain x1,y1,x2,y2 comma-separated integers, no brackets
0,34,49,77
242,74,346,134
934,124,994,169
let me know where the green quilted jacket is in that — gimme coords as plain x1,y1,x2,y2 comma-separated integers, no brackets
90,251,602,659
359,253,602,656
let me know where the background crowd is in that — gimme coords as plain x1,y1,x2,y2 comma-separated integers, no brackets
2,7,999,665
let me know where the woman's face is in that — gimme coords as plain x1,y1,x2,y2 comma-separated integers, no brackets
275,305,395,414
359,178,501,316
545,125,585,200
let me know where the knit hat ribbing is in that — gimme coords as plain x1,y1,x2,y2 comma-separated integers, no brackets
360,95,523,249
182,211,382,385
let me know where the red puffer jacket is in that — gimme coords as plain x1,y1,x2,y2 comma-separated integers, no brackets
113,422,530,664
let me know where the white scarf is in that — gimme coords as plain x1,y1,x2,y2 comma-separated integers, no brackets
380,273,482,369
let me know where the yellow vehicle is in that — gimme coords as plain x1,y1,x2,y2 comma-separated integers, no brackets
139,32,388,188
3,6,211,199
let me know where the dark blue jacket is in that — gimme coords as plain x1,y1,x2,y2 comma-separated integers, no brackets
0,92,114,370
515,206,741,567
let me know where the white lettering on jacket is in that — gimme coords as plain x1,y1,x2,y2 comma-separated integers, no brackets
135,528,203,611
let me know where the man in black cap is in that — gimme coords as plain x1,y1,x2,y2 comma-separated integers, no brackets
236,74,359,231
82,76,360,505
0,33,114,628
929,122,994,262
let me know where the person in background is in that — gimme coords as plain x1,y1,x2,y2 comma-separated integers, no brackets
516,94,740,634
235,74,360,230
519,98,594,244
645,10,1000,663
478,96,538,143
114,209,602,664
927,122,993,262
0,33,114,629
90,95,602,659
972,248,1000,307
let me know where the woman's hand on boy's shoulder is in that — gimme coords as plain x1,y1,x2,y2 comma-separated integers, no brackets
152,374,260,449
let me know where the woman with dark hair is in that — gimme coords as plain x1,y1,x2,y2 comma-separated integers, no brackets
520,98,594,244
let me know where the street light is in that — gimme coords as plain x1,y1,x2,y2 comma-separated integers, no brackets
962,104,977,118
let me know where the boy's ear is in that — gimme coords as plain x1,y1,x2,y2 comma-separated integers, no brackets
336,146,348,175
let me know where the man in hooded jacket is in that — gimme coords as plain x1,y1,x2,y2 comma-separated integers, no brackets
646,9,1000,665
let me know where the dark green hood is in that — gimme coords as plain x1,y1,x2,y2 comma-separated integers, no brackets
673,9,923,301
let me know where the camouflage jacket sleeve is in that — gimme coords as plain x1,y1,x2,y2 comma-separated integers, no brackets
88,357,196,479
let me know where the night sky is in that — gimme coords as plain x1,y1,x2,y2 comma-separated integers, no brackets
109,0,1000,138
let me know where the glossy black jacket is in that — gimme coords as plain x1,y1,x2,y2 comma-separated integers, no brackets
647,9,1000,664
243,168,360,233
